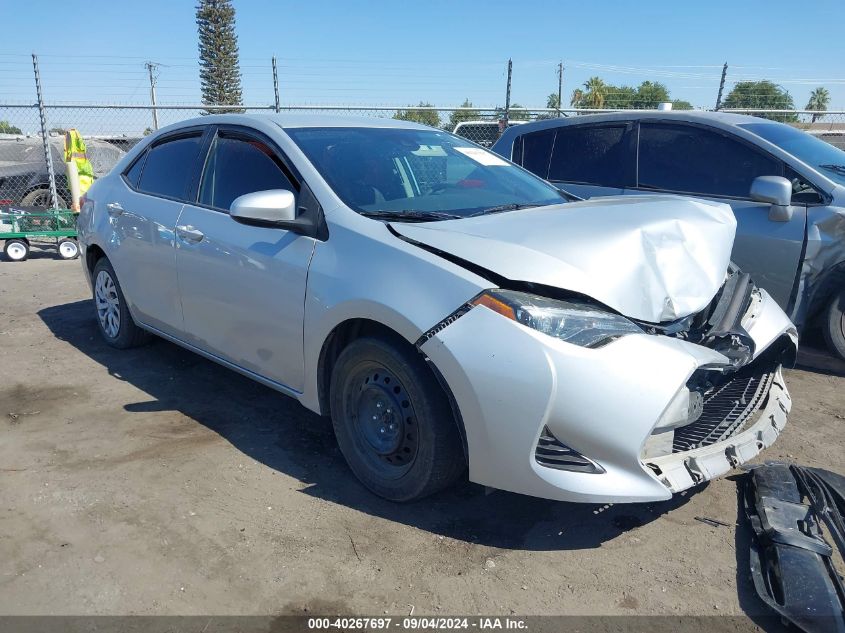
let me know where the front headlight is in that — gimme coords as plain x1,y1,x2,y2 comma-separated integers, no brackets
471,289,642,348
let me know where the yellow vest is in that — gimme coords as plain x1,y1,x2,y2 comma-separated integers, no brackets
64,129,95,194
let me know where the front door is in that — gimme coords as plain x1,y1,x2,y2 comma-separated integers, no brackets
628,121,806,311
174,127,315,392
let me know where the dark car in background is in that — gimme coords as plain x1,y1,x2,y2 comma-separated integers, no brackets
492,111,845,360
0,135,125,207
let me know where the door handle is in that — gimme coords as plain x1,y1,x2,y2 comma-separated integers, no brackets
176,224,205,243
106,202,124,217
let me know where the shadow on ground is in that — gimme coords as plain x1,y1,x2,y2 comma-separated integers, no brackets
795,327,845,377
41,299,708,552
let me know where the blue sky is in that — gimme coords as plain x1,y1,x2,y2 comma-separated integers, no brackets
3,0,845,110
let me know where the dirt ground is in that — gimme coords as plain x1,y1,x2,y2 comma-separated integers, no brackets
1,250,843,621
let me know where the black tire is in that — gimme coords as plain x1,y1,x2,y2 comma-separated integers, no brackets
822,289,845,362
91,257,152,349
329,336,465,501
21,189,67,209
57,237,79,260
3,238,29,262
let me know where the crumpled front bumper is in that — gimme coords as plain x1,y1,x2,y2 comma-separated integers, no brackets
420,289,797,503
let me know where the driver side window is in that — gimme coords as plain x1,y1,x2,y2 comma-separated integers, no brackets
199,132,297,211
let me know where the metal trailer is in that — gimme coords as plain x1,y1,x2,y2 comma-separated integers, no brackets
0,206,79,262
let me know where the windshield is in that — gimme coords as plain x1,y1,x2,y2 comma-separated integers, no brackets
740,121,845,187
286,127,564,220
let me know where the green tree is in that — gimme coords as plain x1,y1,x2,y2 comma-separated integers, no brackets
569,88,584,108
196,0,243,113
0,120,22,134
449,99,480,129
494,103,529,121
534,93,562,120
671,99,694,110
581,77,607,109
723,80,797,122
633,81,670,108
806,87,830,123
603,85,636,109
394,102,440,127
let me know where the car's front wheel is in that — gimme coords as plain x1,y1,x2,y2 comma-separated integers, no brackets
92,258,152,349
329,336,465,501
823,289,845,362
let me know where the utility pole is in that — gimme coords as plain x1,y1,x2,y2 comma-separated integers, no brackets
715,62,728,111
503,58,513,126
272,56,280,113
32,54,59,210
145,61,159,130
557,61,564,116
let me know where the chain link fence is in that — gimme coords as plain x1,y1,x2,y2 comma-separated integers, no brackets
3,102,845,209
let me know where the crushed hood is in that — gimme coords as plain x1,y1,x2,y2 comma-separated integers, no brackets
392,195,737,323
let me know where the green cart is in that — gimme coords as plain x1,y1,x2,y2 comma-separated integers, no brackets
0,206,79,262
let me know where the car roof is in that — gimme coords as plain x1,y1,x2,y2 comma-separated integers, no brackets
154,112,437,133
497,110,768,136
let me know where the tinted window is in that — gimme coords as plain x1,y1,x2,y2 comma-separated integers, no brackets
548,125,630,187
741,121,845,188
199,134,296,210
517,129,556,178
138,135,202,199
638,123,781,198
124,151,146,188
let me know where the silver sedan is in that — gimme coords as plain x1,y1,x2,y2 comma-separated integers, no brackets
78,114,797,502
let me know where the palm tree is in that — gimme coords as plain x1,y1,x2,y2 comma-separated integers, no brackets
582,77,607,109
570,88,584,108
806,87,830,123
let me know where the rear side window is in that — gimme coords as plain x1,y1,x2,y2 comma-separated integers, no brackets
124,151,146,188
199,133,297,211
638,123,781,198
548,125,630,187
138,134,203,200
516,129,556,178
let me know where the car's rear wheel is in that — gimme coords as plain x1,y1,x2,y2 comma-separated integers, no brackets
823,289,845,362
329,336,465,501
92,258,152,349
3,238,30,262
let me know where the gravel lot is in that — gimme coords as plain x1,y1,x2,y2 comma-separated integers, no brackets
1,251,843,621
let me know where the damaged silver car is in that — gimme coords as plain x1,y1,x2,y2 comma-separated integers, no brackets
77,115,798,502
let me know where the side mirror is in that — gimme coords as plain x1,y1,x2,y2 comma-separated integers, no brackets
750,176,793,222
230,189,296,225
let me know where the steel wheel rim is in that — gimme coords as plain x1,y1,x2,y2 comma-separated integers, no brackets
347,364,419,479
59,241,78,258
95,270,121,338
6,242,26,260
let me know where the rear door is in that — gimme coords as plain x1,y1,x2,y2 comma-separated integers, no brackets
174,126,315,392
109,130,206,336
629,121,806,310
512,123,636,199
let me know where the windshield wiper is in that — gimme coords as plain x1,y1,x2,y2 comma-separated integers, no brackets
358,209,463,223
469,203,540,217
819,163,845,175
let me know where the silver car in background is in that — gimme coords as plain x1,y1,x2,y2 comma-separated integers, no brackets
78,114,797,503
493,111,845,360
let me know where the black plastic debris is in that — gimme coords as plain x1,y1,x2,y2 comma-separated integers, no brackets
744,462,845,633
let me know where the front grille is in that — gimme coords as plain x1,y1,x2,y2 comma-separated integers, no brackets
535,426,604,473
672,368,775,453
